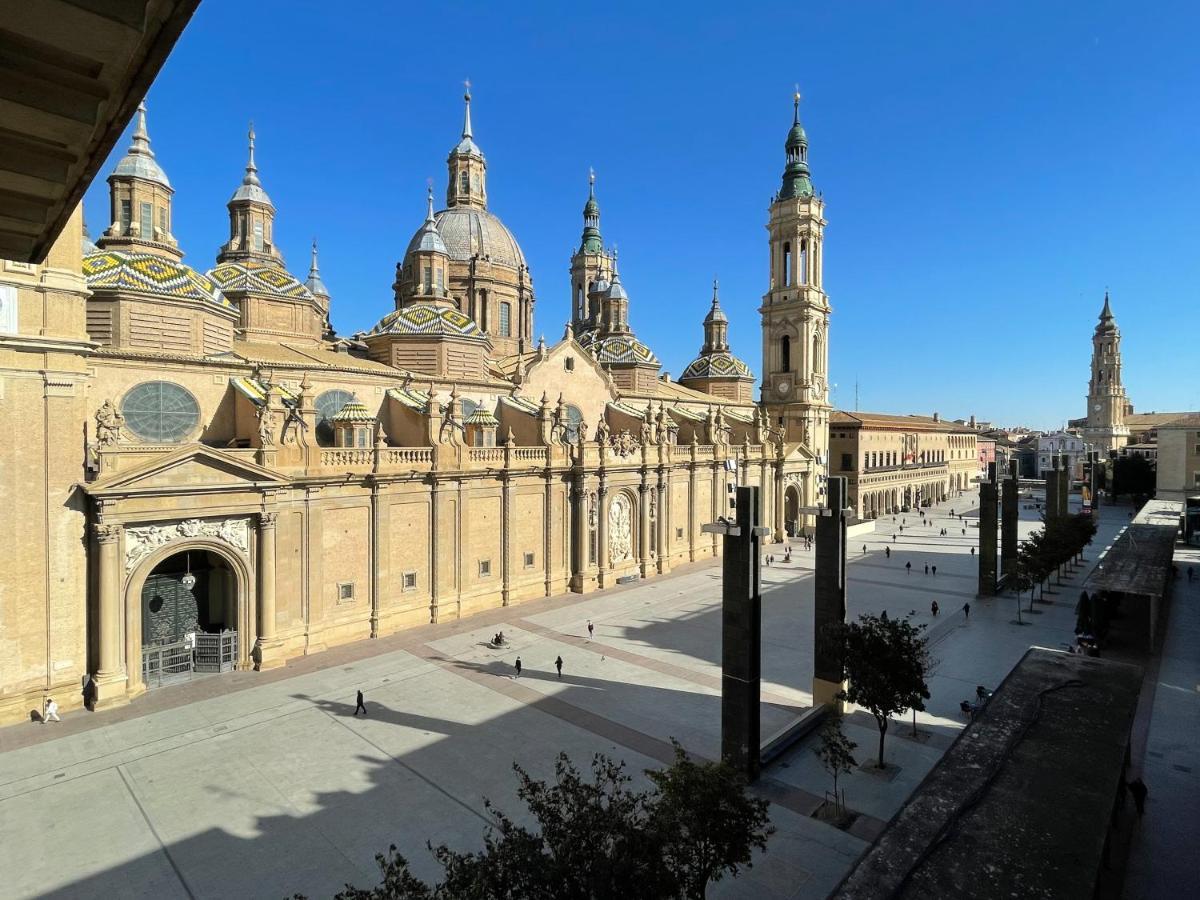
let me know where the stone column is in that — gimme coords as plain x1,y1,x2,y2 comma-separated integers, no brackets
501,474,514,605
774,463,785,541
638,480,651,578
430,480,441,621
570,475,589,592
543,474,554,597
256,512,282,669
656,471,670,575
688,460,698,562
92,523,128,708
596,477,609,588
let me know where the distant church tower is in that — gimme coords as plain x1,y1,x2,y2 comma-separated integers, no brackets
760,91,831,475
1082,293,1130,451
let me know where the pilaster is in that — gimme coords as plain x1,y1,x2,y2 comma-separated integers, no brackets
92,523,128,708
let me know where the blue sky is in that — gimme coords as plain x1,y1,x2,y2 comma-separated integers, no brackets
84,1,1199,429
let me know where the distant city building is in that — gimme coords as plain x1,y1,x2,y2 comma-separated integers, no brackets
1154,415,1200,504
1037,431,1090,481
828,411,979,519
1081,293,1131,452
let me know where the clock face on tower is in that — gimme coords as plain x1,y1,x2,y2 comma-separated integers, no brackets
1093,403,1102,412
776,379,791,396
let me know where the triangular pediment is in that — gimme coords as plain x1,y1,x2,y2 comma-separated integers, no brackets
86,445,289,496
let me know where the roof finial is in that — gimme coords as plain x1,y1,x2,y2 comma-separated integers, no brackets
426,178,435,221
589,166,596,196
244,122,260,186
793,84,801,124
463,79,473,139
713,276,719,302
309,238,320,276
130,101,152,155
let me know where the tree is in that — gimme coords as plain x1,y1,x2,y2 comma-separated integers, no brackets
1112,454,1155,502
316,746,773,900
1011,552,1036,621
831,614,931,768
813,716,857,815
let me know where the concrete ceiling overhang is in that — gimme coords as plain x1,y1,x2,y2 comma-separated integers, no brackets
0,0,199,263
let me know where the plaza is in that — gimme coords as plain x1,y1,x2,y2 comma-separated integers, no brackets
4,489,1173,900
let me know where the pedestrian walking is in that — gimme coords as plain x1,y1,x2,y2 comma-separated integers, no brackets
931,600,939,616
515,657,523,678
555,655,563,679
924,564,929,575
900,525,904,533
962,528,966,535
962,602,971,620
862,544,867,555
885,546,891,558
932,565,937,576
354,690,367,716
43,698,61,723
906,561,912,574
970,546,975,556
893,534,897,543
1129,778,1148,816
587,620,594,640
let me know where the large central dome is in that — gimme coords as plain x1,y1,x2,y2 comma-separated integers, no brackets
431,207,526,270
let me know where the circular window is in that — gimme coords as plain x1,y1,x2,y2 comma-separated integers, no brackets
121,382,200,443
316,389,354,446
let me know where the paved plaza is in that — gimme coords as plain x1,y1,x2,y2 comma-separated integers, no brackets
0,492,1157,899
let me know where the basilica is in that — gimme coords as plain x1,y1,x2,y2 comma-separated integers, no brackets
0,91,837,721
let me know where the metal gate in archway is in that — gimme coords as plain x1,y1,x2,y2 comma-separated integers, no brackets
194,631,237,672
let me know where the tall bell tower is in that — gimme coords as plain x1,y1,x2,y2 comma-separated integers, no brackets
1082,293,1130,452
760,91,831,472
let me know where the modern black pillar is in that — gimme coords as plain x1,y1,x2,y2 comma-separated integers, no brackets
1058,452,1070,515
716,485,762,781
978,462,998,596
1001,459,1019,581
813,476,848,707
1044,460,1060,520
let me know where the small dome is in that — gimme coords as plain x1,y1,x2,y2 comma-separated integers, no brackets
704,300,727,324
111,103,170,188
230,181,273,205
83,250,230,308
465,406,499,426
208,260,313,299
605,271,628,301
786,121,808,148
369,304,485,338
434,207,526,269
331,400,375,423
589,275,611,296
586,334,660,366
680,351,752,381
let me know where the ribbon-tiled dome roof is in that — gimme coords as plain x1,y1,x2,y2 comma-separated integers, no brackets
681,351,753,380
208,260,313,299
331,400,375,423
83,251,230,308
577,330,660,366
369,304,484,338
433,207,526,269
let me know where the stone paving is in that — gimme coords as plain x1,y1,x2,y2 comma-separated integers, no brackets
0,489,1144,900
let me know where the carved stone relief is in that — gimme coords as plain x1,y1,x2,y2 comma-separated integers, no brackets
608,493,633,564
124,517,251,573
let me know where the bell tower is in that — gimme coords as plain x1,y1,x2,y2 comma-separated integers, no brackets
1082,293,1130,451
759,90,831,470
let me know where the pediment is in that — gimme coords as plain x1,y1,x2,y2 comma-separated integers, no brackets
87,445,289,496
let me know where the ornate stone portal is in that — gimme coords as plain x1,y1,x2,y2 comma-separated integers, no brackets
124,517,251,572
609,493,633,564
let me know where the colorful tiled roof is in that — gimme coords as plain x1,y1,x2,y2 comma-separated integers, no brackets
83,251,231,308
576,330,659,366
208,260,313,300
332,400,375,423
230,376,300,407
680,351,753,380
465,407,499,426
385,387,432,412
370,304,484,338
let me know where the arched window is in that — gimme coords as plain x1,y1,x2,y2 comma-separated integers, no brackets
460,170,469,194
499,302,512,337
782,242,792,287
121,381,200,443
780,335,791,372
315,389,354,447
799,240,808,285
812,332,823,373
575,283,583,319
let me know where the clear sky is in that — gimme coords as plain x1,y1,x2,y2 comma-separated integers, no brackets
83,1,1199,430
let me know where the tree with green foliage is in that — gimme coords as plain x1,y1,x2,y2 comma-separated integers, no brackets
830,614,930,768
814,716,857,815
1112,454,1155,502
311,745,773,900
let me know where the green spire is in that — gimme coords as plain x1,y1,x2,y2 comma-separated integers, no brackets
778,89,814,200
580,167,603,253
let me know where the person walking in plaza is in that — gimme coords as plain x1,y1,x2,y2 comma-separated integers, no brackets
1129,778,1148,816
931,600,939,616
587,620,594,640
555,655,563,679
962,602,971,620
970,546,975,556
893,533,897,543
514,657,523,678
43,698,61,723
862,544,867,555
932,565,937,576
885,546,891,558
906,561,912,574
354,690,367,716
924,564,929,575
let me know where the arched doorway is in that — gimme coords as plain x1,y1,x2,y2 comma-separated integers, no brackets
784,485,801,536
140,549,240,685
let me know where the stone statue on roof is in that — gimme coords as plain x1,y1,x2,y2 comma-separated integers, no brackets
95,399,125,446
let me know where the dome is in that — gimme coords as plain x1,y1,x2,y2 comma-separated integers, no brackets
208,260,313,300
605,271,628,301
111,103,170,188
433,207,526,269
786,121,808,148
680,351,752,380
589,275,610,296
83,250,231,308
584,333,660,367
331,400,375,423
230,181,273,206
369,304,485,338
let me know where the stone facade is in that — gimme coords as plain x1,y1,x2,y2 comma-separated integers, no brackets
1154,415,1200,503
0,96,828,724
828,411,979,520
1081,293,1131,452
